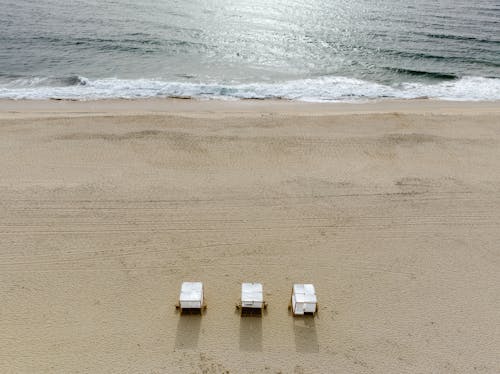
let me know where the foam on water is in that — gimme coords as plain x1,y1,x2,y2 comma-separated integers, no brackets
0,76,499,101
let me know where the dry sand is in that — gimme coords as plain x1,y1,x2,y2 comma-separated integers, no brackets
0,99,499,373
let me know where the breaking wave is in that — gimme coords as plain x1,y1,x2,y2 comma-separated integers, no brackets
0,75,499,101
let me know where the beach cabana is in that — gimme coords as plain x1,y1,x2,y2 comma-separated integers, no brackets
237,282,266,316
290,283,317,316
176,282,205,315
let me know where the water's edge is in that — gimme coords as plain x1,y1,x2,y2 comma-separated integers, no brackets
1,75,499,102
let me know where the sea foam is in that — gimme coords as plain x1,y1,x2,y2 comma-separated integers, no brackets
0,76,499,101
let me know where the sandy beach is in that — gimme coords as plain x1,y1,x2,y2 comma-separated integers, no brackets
1,99,499,373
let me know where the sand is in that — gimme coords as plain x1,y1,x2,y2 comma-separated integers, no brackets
0,99,499,373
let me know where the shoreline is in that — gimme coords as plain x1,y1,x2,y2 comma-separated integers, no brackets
1,98,500,118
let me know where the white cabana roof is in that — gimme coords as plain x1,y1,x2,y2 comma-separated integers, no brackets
291,283,317,315
241,282,263,303
293,283,317,303
180,282,203,302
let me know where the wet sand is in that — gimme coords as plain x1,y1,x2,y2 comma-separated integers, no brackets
1,99,499,373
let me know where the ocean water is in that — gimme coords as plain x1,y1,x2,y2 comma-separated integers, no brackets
0,0,499,101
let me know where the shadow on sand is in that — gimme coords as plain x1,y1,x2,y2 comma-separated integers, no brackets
293,316,319,353
174,315,202,350
239,317,263,352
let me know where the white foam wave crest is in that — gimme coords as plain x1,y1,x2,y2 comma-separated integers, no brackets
0,76,499,101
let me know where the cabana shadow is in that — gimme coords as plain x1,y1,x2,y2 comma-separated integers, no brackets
174,315,202,350
239,317,263,352
293,316,319,353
